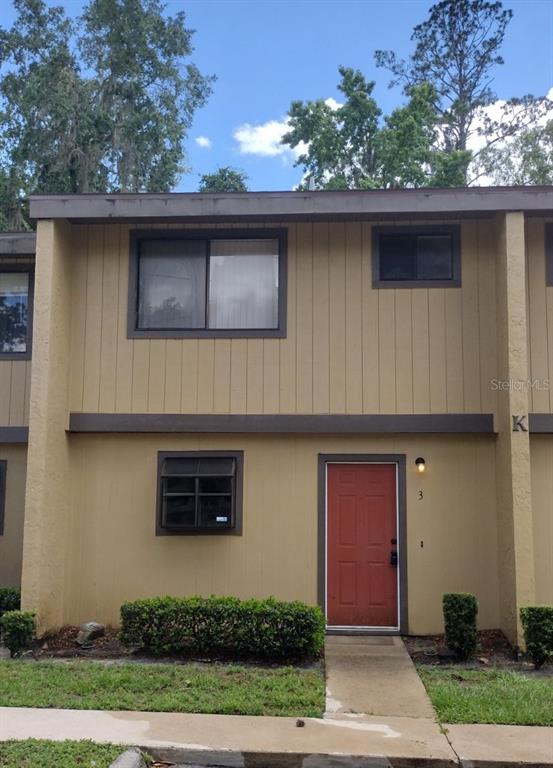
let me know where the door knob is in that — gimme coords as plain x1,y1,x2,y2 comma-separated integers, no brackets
390,551,398,567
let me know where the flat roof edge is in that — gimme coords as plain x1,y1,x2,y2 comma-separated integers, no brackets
0,232,36,255
29,187,553,221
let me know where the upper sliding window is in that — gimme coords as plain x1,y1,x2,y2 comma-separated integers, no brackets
372,226,461,288
128,229,287,338
0,268,33,358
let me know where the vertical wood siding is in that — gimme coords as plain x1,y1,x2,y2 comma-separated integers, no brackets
526,218,553,412
530,436,553,604
0,257,34,427
68,220,498,415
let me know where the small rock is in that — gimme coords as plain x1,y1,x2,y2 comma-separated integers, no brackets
76,621,105,647
0,646,10,660
477,656,489,665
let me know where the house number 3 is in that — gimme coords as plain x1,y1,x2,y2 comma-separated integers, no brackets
418,490,424,500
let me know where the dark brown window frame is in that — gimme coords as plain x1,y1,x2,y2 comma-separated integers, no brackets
372,225,461,288
128,228,287,339
0,460,6,536
546,223,553,287
156,450,244,536
0,264,34,360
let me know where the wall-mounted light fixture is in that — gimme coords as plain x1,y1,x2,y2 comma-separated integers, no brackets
415,457,426,473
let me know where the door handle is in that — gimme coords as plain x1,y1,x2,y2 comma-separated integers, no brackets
390,551,398,567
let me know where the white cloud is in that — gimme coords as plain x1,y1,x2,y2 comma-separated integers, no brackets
233,119,297,158
195,136,212,149
233,97,342,159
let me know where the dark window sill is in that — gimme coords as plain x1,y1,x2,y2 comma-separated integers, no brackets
0,352,31,360
129,328,286,340
156,527,241,536
373,279,462,289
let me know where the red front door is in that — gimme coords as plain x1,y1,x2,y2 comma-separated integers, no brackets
327,463,398,627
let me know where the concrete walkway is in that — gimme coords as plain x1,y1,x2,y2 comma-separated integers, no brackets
325,635,436,718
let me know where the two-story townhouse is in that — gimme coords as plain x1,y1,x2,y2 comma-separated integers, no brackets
2,188,552,645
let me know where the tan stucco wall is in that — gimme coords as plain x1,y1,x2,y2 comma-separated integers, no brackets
21,220,73,627
494,213,535,644
0,444,27,587
530,436,553,605
60,432,500,635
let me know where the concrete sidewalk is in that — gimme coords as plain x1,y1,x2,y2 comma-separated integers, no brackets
0,706,457,765
1,706,552,767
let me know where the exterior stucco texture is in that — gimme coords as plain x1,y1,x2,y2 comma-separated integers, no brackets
60,433,500,635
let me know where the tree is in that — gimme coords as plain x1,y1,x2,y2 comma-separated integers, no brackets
282,66,381,190
377,82,469,188
282,68,460,189
375,0,512,152
0,0,214,229
81,0,214,192
0,0,89,227
375,0,551,182
475,119,553,185
198,167,249,192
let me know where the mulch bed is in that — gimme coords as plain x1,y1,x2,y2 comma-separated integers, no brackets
404,629,550,673
32,626,321,670
37,626,132,659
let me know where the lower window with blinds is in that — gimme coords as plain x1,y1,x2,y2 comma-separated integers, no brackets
156,451,243,535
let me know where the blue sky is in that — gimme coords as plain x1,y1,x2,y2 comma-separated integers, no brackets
4,0,553,191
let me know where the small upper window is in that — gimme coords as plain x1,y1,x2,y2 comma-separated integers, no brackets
129,230,287,338
373,227,461,288
156,452,243,535
0,270,32,356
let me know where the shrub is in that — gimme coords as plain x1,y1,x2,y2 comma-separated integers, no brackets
443,592,478,660
0,610,36,657
121,595,325,661
0,587,20,618
521,606,553,668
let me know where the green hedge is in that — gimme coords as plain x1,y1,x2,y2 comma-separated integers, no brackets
120,595,325,660
0,610,36,657
443,592,478,660
0,587,20,619
521,606,553,668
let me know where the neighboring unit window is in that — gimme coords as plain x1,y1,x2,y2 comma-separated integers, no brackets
130,230,287,338
0,270,32,356
546,224,553,286
373,227,461,287
0,461,6,536
157,452,243,535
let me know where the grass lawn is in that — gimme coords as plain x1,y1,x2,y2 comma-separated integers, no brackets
0,740,126,768
418,667,553,726
0,659,324,717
